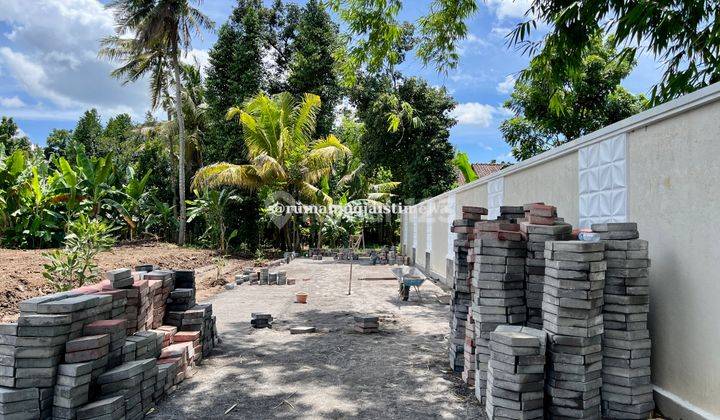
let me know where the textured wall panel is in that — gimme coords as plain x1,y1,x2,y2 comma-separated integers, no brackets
487,177,504,220
578,134,628,227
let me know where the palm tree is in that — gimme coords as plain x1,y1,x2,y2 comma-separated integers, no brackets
101,0,214,245
193,92,351,249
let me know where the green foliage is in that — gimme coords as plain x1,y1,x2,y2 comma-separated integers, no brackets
511,0,720,104
204,0,265,165
186,188,241,253
501,36,648,160
0,117,31,154
287,0,341,137
72,109,103,157
352,75,456,201
44,129,74,160
329,0,476,80
42,215,115,291
453,152,478,183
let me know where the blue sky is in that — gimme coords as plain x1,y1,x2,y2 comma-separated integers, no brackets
0,0,663,163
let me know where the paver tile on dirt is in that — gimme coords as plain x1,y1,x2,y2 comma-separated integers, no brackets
150,258,483,419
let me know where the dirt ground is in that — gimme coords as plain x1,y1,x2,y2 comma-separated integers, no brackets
0,242,251,322
150,258,483,419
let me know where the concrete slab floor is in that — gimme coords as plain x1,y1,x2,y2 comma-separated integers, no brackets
149,258,484,419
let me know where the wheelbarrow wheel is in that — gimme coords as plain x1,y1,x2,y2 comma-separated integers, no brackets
400,284,410,301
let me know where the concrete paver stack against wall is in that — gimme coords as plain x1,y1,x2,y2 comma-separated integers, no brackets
486,325,546,420
543,241,606,418
406,82,720,418
448,207,486,372
592,223,655,419
471,221,527,404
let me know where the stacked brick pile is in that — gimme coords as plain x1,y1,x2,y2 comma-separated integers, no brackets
259,268,269,285
498,206,525,222
591,223,654,419
486,325,546,420
0,387,39,419
543,240,606,418
76,395,124,419
520,203,573,329
83,319,127,372
461,311,475,386
158,341,194,383
449,206,487,372
52,362,93,419
0,265,220,419
354,315,379,333
96,358,156,418
472,221,527,403
166,288,195,312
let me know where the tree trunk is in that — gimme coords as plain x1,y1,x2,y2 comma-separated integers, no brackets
172,51,187,246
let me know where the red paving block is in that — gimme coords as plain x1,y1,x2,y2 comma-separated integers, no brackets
529,203,557,217
476,231,523,241
527,214,556,225
84,319,126,335
474,221,519,232
172,331,200,343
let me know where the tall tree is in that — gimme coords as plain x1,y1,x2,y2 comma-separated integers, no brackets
501,36,648,160
44,129,73,159
287,0,341,136
512,1,720,103
353,76,456,201
193,92,351,250
72,109,103,157
0,117,30,153
204,0,264,165
102,0,214,245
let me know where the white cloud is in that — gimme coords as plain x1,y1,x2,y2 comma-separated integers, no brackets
457,33,489,56
491,27,513,37
451,103,497,127
0,96,25,108
183,49,210,75
0,0,151,121
496,75,516,94
486,0,532,20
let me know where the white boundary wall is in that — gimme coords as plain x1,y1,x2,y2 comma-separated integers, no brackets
401,83,720,418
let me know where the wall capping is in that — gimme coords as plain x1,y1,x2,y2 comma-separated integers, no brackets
410,82,720,207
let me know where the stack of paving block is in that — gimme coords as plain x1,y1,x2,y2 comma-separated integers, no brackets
259,268,269,285
125,332,159,362
276,271,287,285
159,342,194,383
543,240,606,419
156,361,178,395
166,304,215,359
520,206,573,329
105,268,134,289
268,272,278,285
526,203,559,225
76,395,125,420
173,270,196,289
354,315,379,333
461,311,476,386
38,387,53,419
486,325,546,420
166,288,196,312
449,206,486,372
498,206,525,222
124,279,151,336
472,222,527,403
591,223,654,419
64,335,109,367
83,319,127,373
94,289,128,322
97,358,156,419
0,387,39,419
150,327,176,349
154,361,170,400
134,264,156,273
251,313,273,329
52,362,92,419
14,293,107,390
